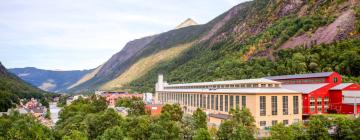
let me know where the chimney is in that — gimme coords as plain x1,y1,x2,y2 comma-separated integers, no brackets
156,74,164,91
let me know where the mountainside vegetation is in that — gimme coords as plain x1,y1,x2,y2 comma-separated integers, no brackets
0,62,48,112
70,0,360,93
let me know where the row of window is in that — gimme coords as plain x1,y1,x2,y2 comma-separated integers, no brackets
164,83,280,90
260,119,300,127
309,96,329,113
158,92,246,112
260,96,299,116
280,78,325,84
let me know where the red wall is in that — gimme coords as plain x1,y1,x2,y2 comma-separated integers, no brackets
329,83,360,114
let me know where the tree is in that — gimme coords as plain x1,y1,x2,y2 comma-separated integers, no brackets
0,111,54,140
308,116,330,140
160,104,183,121
231,124,255,140
150,119,182,140
123,115,152,139
181,115,195,140
192,108,207,130
62,130,88,140
84,109,122,139
98,126,125,140
332,116,355,140
269,123,292,140
192,128,211,140
217,120,234,140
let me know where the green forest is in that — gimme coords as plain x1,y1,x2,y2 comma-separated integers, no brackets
2,96,360,140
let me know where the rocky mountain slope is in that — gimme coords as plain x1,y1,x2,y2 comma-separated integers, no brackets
176,18,198,29
10,67,91,92
0,62,46,111
70,0,360,93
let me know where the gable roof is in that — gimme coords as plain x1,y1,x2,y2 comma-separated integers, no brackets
282,84,329,94
265,72,334,80
166,78,280,87
330,83,354,90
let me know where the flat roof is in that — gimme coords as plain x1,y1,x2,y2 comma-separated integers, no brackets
282,84,328,94
165,78,280,87
265,72,334,80
158,88,299,94
330,83,353,90
209,113,231,119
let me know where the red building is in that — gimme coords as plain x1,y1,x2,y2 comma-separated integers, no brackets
265,72,360,116
145,104,162,116
329,83,360,114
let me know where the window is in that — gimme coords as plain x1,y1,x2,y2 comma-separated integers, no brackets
274,84,280,87
185,94,188,105
190,94,193,106
317,97,322,113
236,96,240,109
230,95,234,109
293,96,299,114
197,94,200,107
220,95,223,111
283,96,288,115
268,84,274,88
261,84,266,87
333,77,338,83
260,96,266,116
211,95,214,110
272,120,277,126
253,84,259,88
324,97,329,113
283,120,289,125
207,95,210,109
271,96,277,115
216,95,219,110
260,121,266,126
242,96,246,108
225,95,229,112
202,95,206,108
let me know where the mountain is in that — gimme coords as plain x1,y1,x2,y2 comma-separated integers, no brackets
0,62,46,111
9,67,91,92
176,18,198,29
70,0,360,93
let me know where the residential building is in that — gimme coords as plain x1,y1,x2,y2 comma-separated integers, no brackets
155,75,302,128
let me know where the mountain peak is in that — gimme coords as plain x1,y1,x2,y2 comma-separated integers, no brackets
175,18,198,29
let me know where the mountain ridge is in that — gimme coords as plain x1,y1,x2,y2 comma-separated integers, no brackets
69,0,360,93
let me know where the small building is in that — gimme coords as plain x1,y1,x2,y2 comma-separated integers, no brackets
106,93,143,107
329,83,360,114
208,113,231,126
145,104,162,116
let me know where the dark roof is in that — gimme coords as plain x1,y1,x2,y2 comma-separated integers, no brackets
208,113,231,120
265,72,334,80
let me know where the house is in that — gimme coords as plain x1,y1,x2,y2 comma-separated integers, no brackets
329,83,360,114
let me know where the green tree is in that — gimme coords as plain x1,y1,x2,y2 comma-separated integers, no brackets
98,126,125,140
62,130,88,140
181,115,195,140
217,120,234,140
84,109,122,139
269,123,292,140
308,116,330,140
231,124,255,140
332,116,355,140
192,128,211,140
192,108,207,130
160,104,183,121
150,119,182,140
123,115,152,139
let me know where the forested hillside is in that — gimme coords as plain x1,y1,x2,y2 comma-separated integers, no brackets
0,62,47,111
71,0,360,93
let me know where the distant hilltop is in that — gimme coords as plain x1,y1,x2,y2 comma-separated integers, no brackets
175,18,198,29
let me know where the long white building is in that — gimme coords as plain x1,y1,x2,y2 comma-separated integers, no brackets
155,74,302,128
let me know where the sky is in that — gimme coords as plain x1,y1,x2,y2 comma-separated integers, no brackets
0,0,247,70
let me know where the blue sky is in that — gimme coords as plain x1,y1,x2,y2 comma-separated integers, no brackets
0,0,247,70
